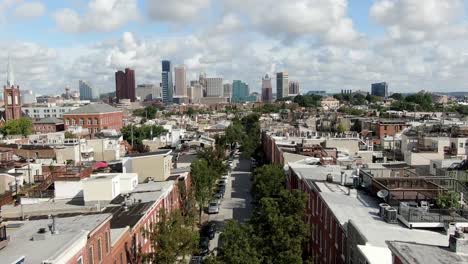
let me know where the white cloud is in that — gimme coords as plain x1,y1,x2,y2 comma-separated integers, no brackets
222,0,363,45
146,0,210,23
53,0,139,33
371,0,467,43
14,1,46,19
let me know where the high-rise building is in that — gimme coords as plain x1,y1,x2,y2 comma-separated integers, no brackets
174,66,187,97
206,77,223,97
223,83,232,102
261,74,273,103
79,80,99,101
136,84,161,101
21,89,36,104
162,60,173,103
199,72,207,97
276,72,289,100
371,82,388,98
289,81,299,96
115,68,136,102
232,80,249,103
188,84,203,104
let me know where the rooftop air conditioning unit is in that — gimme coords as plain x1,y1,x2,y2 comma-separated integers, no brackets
379,203,390,218
384,207,398,224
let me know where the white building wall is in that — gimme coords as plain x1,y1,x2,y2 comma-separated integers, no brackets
55,181,83,199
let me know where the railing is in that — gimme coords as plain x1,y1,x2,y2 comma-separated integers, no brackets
424,177,468,204
399,204,468,223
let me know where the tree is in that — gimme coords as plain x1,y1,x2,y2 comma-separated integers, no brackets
64,131,76,139
191,159,217,224
337,122,348,133
133,105,160,119
121,124,166,152
0,118,33,136
435,191,461,210
249,190,308,264
218,220,262,264
252,165,285,200
390,93,403,101
142,209,199,264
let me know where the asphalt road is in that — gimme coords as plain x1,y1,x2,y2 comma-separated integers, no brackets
208,157,253,253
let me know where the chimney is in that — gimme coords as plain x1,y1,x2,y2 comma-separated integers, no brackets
449,228,468,255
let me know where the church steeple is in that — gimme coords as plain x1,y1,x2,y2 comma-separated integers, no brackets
6,54,14,87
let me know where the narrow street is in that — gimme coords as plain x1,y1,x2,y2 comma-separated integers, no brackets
208,157,254,253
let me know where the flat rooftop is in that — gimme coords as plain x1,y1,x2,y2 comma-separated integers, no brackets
0,214,111,264
288,161,356,184
1,200,99,219
317,181,448,264
387,241,468,264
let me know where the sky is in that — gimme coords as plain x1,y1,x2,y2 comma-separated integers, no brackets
1,0,468,95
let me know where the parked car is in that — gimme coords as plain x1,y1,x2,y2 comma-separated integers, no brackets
213,192,223,200
199,237,210,255
203,222,216,240
190,256,203,264
208,201,220,214
210,198,221,206
218,179,227,186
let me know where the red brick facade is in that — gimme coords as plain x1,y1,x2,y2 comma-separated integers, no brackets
63,111,123,137
289,170,347,264
375,121,410,139
33,123,64,133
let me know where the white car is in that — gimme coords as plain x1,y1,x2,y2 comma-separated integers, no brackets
208,202,219,214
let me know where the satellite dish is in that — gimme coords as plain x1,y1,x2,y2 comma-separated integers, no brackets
377,190,389,199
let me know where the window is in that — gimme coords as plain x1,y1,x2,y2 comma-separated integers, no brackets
97,238,103,262
87,118,92,125
105,231,110,253
65,119,70,125
79,119,84,125
88,246,94,264
460,143,464,148
120,252,124,264
94,118,99,125
72,119,76,125
77,256,83,264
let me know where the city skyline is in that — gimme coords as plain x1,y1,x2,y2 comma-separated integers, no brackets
2,1,468,94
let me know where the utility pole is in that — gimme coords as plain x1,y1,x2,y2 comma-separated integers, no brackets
131,124,134,147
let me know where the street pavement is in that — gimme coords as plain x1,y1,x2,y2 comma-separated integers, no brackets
208,157,254,253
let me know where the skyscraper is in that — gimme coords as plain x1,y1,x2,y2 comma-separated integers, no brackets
276,72,289,100
223,83,232,102
199,72,207,97
115,68,136,102
79,80,99,100
371,82,388,98
162,60,173,103
289,81,299,96
232,80,249,103
206,77,223,97
261,74,273,103
174,65,187,97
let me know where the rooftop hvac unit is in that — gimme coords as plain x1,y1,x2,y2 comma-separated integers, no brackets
379,203,390,218
384,207,398,224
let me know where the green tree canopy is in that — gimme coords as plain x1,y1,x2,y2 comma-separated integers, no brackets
142,209,199,264
1,118,33,136
133,105,161,119
218,220,262,264
191,159,217,224
252,165,285,200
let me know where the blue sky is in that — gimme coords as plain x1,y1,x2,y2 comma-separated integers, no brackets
1,0,468,95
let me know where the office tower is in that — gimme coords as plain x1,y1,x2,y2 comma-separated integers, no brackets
136,84,161,101
115,68,136,102
188,84,203,104
174,65,187,97
4,57,21,121
199,72,207,97
289,81,299,96
261,74,273,103
79,80,99,100
162,60,173,103
276,72,289,100
206,77,223,97
21,90,36,104
232,80,249,103
223,83,232,101
371,82,388,98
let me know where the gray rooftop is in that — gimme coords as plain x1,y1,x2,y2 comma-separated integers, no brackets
34,117,64,124
65,103,121,115
387,241,468,264
0,214,111,264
